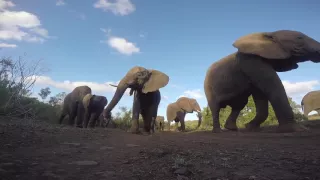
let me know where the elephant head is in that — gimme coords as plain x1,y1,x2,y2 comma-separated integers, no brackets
103,66,169,120
233,30,320,72
176,97,201,113
301,90,320,117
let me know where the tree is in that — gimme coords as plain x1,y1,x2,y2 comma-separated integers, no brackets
48,92,67,106
38,87,51,101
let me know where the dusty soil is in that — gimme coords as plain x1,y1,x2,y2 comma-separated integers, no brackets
1,118,320,180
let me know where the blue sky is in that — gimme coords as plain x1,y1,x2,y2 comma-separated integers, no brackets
1,0,320,120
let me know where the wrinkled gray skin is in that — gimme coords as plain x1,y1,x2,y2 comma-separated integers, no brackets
103,66,169,135
59,85,92,128
204,30,320,133
83,95,108,128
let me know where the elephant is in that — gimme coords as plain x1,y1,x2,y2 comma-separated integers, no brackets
301,90,320,117
102,66,169,134
155,116,165,131
203,30,320,133
58,85,92,128
82,94,108,128
166,97,202,131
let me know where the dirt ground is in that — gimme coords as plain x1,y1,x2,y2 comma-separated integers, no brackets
1,118,320,180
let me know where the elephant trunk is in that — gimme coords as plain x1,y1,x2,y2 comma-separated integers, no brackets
103,79,129,116
197,112,202,128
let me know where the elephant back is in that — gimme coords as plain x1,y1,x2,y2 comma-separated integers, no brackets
71,86,92,101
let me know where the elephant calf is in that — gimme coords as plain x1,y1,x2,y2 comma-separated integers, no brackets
155,116,165,131
58,85,108,128
82,94,108,128
166,97,202,131
59,85,92,128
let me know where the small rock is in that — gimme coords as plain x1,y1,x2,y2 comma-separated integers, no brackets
0,163,14,167
42,171,59,179
62,142,81,147
177,175,189,180
174,167,190,175
100,146,114,150
70,161,98,166
122,160,130,164
249,175,257,180
0,168,6,173
126,144,140,147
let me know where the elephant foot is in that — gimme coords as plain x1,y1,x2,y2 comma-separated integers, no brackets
128,128,141,134
276,123,309,133
76,125,83,128
212,127,222,133
224,122,238,131
244,123,262,132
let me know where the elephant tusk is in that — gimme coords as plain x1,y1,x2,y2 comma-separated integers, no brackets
109,84,118,87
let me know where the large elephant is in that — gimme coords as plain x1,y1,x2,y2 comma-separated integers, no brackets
155,116,165,131
59,85,92,128
301,90,320,117
204,30,320,133
103,66,169,134
82,94,108,128
166,97,202,131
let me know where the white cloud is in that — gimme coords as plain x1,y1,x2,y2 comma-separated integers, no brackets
0,42,17,48
56,0,66,6
106,36,140,55
282,80,319,98
93,0,135,16
0,0,14,10
28,75,131,95
0,1,52,44
180,89,204,99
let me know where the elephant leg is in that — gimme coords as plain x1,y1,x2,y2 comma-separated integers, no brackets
83,111,90,128
88,113,99,128
150,116,156,133
245,89,269,131
174,122,179,131
224,95,248,131
129,91,140,134
238,54,308,133
58,109,67,124
67,102,78,125
208,100,222,133
224,108,242,131
75,103,85,128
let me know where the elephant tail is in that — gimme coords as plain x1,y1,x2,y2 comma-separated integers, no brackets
301,99,304,111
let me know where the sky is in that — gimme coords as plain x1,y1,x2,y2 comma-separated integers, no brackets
1,0,320,121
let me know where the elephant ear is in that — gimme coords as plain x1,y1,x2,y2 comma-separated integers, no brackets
176,97,194,113
232,32,290,59
82,93,93,110
166,103,182,121
142,69,169,93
